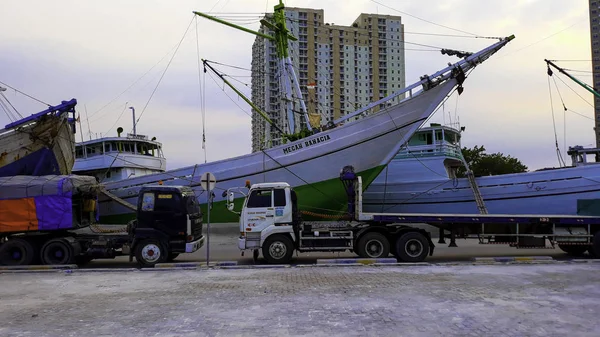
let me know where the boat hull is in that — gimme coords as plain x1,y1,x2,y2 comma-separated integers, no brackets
363,163,600,216
0,113,75,177
97,80,459,224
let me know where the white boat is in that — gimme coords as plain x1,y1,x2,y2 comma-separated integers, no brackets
362,122,600,216
0,88,78,177
92,3,514,224
72,127,166,183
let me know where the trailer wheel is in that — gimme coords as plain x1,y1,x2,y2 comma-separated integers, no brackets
356,232,390,258
262,235,293,264
41,239,74,265
0,238,36,266
558,244,588,257
135,239,167,268
395,232,429,263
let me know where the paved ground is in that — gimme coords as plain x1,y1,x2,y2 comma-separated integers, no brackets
1,263,599,336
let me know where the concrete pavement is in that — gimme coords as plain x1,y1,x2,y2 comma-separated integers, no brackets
1,263,599,336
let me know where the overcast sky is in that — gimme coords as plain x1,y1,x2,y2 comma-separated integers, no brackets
0,0,594,171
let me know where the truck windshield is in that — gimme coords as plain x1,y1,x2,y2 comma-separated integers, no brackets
154,193,183,213
184,196,200,215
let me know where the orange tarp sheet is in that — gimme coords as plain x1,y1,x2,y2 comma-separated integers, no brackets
0,198,39,233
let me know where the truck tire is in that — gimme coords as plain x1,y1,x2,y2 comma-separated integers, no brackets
262,234,293,264
0,238,36,266
395,232,429,263
135,239,167,268
356,232,390,258
558,244,588,257
41,238,75,265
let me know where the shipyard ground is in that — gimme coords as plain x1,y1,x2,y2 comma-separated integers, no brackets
1,263,599,336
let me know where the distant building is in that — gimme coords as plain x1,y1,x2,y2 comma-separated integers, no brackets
250,7,406,152
590,0,600,147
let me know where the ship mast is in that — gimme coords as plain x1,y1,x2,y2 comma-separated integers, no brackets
545,59,600,99
545,59,600,150
193,0,312,136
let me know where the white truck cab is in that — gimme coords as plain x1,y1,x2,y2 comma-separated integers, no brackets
226,182,299,262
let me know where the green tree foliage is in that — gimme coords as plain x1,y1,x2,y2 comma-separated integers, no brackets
456,145,528,178
282,127,313,143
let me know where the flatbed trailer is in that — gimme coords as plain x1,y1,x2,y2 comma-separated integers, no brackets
229,166,600,263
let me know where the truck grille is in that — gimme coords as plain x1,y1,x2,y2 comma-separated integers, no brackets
192,219,203,239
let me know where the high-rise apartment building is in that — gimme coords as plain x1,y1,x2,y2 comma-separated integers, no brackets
250,7,406,152
590,0,600,148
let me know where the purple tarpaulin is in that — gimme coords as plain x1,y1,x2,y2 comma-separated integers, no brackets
34,196,73,230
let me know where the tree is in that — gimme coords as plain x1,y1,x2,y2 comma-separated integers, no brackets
456,145,528,178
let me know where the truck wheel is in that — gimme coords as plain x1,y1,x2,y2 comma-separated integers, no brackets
395,232,429,263
41,239,74,265
262,235,293,264
135,239,167,268
356,232,390,258
558,244,588,256
0,238,36,266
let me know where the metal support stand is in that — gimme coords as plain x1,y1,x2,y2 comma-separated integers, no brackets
449,226,458,247
438,228,446,244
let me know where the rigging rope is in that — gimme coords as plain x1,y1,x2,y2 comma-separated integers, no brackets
104,102,129,135
546,75,567,167
369,0,489,38
195,16,208,163
0,91,23,119
132,15,196,132
550,75,568,157
0,97,17,122
0,80,50,107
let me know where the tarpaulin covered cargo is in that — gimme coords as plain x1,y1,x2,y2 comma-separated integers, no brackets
0,175,99,234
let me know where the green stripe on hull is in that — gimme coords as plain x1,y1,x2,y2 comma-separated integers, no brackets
98,165,385,225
